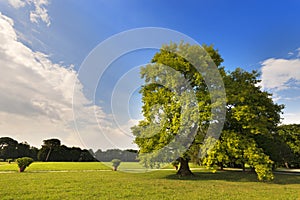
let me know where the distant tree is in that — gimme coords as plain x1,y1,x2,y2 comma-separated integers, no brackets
88,149,95,158
111,159,121,171
38,139,96,162
0,137,39,161
277,124,300,168
254,134,294,169
0,137,19,160
43,139,61,161
79,149,96,161
95,149,138,162
16,157,33,172
69,147,82,161
17,142,38,160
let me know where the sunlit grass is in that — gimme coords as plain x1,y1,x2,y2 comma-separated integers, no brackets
0,162,110,172
0,169,299,200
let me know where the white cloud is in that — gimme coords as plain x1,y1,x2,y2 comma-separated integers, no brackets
28,0,50,26
7,0,51,26
0,13,137,150
282,113,300,125
261,58,300,91
260,55,300,125
8,0,26,8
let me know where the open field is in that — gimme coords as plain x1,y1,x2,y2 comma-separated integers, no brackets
0,162,110,172
0,161,182,172
0,162,299,199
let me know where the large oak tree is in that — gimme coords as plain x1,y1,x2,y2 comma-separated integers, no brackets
132,42,283,180
132,42,226,176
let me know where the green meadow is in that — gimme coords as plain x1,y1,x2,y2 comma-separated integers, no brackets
0,162,110,172
0,162,299,200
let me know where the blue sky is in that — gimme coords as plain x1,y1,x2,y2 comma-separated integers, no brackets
0,0,300,150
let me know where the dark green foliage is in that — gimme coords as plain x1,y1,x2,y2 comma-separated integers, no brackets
277,124,300,167
254,134,294,168
0,137,38,161
223,68,284,135
38,139,96,162
95,149,138,162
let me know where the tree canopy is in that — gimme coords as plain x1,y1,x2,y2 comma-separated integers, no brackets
38,138,95,162
132,42,226,175
0,137,38,161
0,137,95,162
277,124,300,168
131,42,284,180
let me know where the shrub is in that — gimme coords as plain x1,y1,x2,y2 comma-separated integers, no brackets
16,157,34,172
111,159,121,171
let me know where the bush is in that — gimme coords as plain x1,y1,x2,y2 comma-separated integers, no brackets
16,157,34,172
111,159,121,171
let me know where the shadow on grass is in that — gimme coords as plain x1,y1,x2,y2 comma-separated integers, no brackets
164,170,300,185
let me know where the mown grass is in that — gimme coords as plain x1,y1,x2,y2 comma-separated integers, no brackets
0,162,110,171
0,162,299,200
0,161,201,172
103,161,146,170
0,161,180,172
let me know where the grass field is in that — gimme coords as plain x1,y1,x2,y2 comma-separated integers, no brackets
0,162,111,172
0,162,299,200
0,161,179,172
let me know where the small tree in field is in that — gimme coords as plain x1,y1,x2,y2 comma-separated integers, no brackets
111,159,121,171
16,157,33,172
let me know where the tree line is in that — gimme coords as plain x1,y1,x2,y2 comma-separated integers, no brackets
0,137,138,162
94,149,138,162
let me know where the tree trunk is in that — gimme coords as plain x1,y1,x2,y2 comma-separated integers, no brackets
219,162,224,170
45,147,52,162
242,163,245,172
177,157,194,176
284,162,289,169
19,167,25,172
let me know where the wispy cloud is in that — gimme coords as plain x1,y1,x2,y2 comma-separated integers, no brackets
0,13,136,149
7,0,51,26
8,0,26,8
